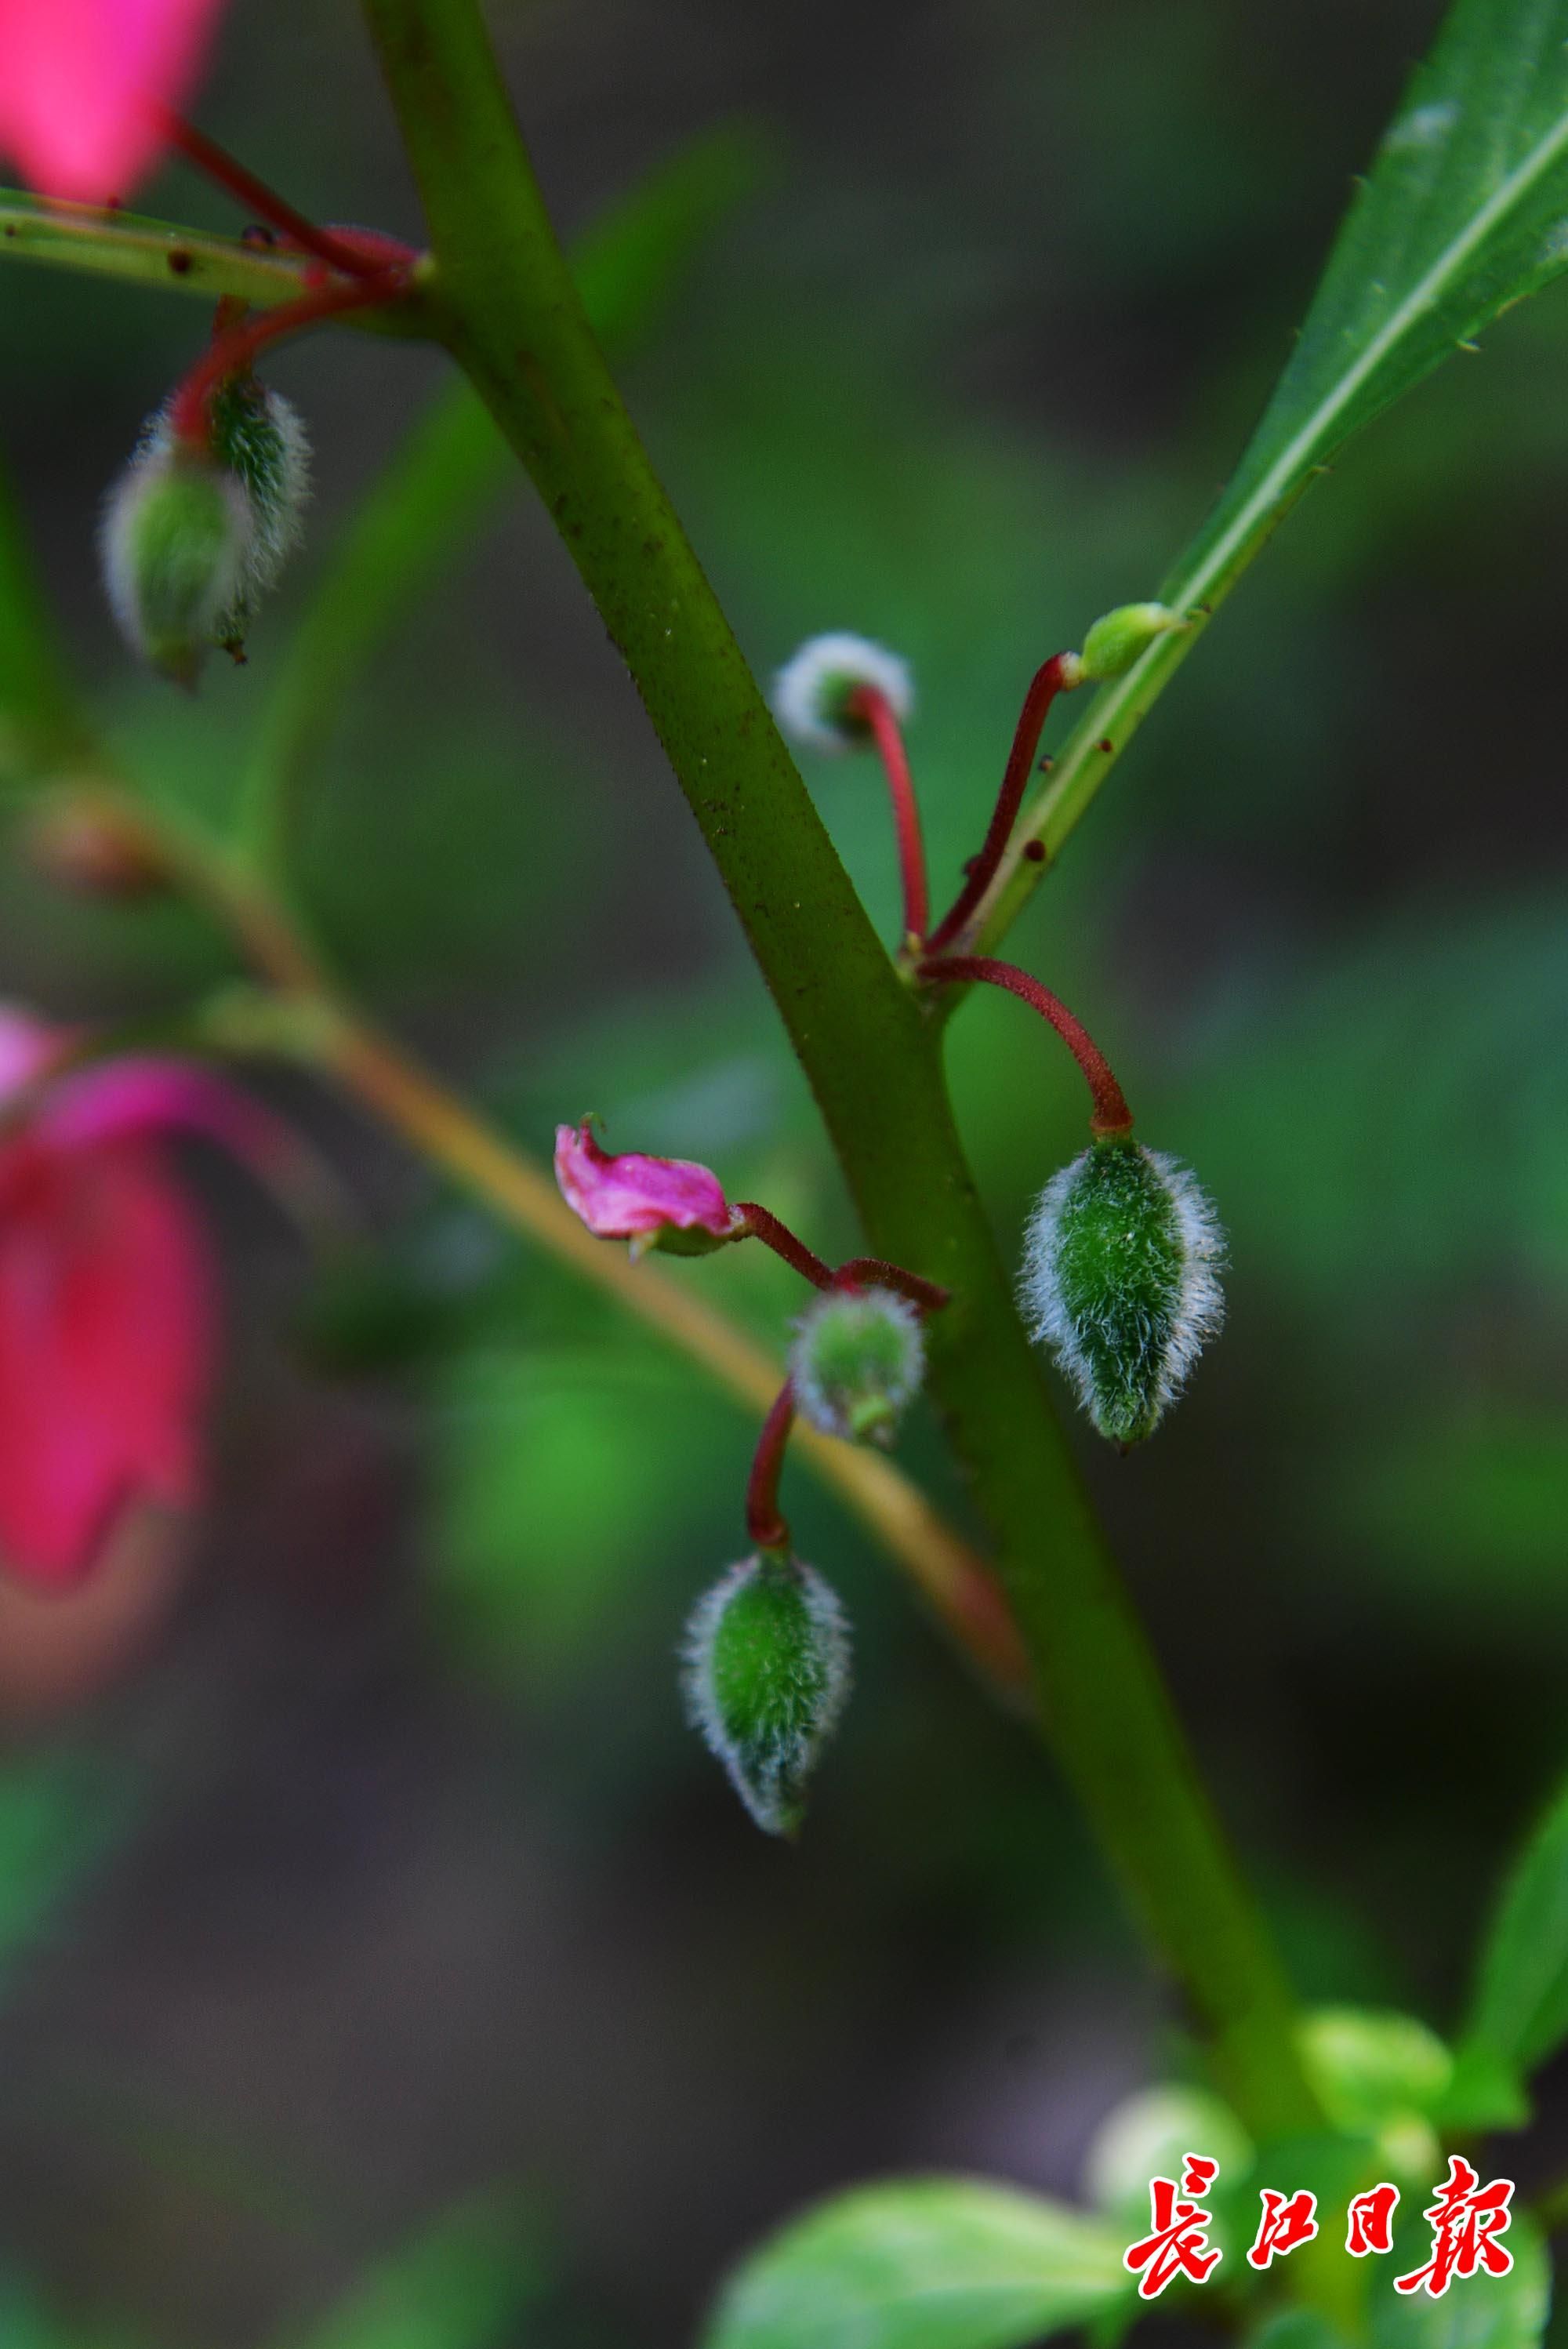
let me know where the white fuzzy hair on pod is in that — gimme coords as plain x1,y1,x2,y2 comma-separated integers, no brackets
681,1556,852,1836
1020,1142,1226,1437
789,1285,925,1443
771,632,914,754
98,437,254,667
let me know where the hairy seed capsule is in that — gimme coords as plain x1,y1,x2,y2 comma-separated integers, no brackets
789,1285,925,1447
100,383,310,679
205,379,310,653
100,441,252,684
681,1554,852,1838
771,632,913,754
1020,1135,1225,1444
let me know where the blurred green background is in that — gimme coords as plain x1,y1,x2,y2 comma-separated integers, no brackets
0,0,1566,2341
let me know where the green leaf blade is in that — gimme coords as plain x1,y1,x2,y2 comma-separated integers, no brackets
1458,1777,1568,2093
1370,2215,1550,2349
985,0,1568,945
702,2177,1130,2349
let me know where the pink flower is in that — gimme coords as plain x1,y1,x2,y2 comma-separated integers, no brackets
0,1007,289,1588
554,1120,735,1257
0,0,225,205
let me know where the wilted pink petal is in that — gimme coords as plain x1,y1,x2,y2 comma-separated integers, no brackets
0,1002,310,1588
0,1137,212,1586
0,1004,66,1098
39,1054,301,1173
554,1120,734,1243
0,0,225,204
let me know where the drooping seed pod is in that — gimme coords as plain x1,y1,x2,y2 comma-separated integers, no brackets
771,632,913,755
681,1553,851,1838
789,1284,925,1447
100,382,310,680
99,437,253,686
204,379,311,655
1020,1135,1225,1445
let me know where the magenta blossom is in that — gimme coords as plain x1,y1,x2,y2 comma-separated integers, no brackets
554,1121,736,1258
0,1007,291,1588
0,0,225,204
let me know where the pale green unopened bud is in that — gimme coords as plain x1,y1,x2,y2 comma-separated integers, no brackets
789,1285,925,1447
100,443,252,685
1083,2085,1253,2225
1075,601,1185,684
681,1554,851,1837
100,383,310,679
1020,1135,1225,1445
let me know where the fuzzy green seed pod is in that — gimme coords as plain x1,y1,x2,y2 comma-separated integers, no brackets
1076,601,1185,683
1020,1135,1225,1444
205,379,311,652
100,383,310,679
789,1285,925,1447
681,1554,851,1837
100,443,253,685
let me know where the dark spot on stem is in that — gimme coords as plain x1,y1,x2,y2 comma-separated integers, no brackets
1024,840,1047,863
1036,753,1054,772
167,249,193,276
1097,738,1114,754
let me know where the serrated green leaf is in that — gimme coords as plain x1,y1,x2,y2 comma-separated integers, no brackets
1370,2214,1549,2349
1458,1777,1568,2089
702,2176,1129,2349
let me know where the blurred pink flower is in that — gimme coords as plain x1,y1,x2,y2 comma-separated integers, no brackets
554,1120,735,1254
0,1007,289,1588
0,0,224,204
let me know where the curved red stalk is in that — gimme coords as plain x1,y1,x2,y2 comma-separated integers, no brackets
746,1381,797,1554
925,651,1079,953
168,272,408,445
844,683,929,945
154,108,412,281
731,1202,835,1291
919,955,1134,1135
834,1258,949,1313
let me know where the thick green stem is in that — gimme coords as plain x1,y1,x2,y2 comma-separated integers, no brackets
360,0,1319,2137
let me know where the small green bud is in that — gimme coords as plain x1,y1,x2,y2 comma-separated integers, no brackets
789,1285,925,1447
1020,1135,1225,1445
682,1553,851,1837
100,442,252,685
1083,2085,1254,2224
100,384,310,680
1075,601,1185,683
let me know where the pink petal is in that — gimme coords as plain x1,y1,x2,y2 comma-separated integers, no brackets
0,1003,65,1102
0,0,225,203
38,1055,300,1180
554,1121,733,1240
0,1138,214,1587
